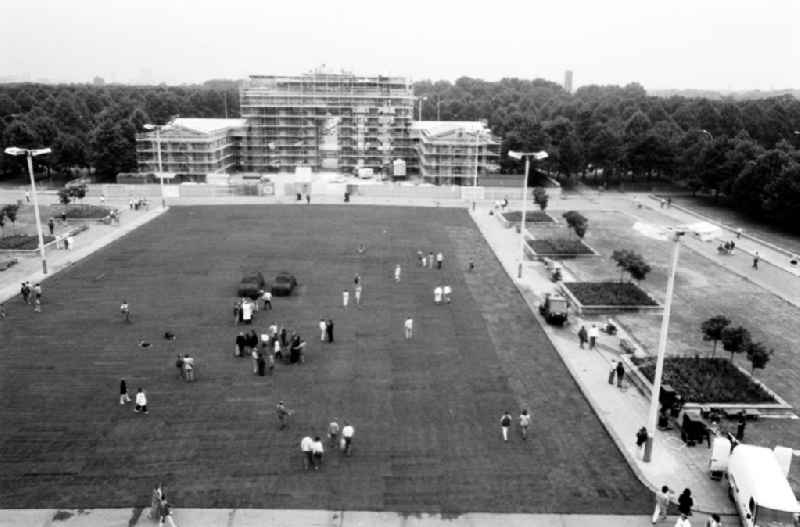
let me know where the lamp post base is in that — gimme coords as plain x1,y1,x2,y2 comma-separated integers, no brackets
643,436,653,462
41,259,47,275
517,262,523,279
161,198,166,209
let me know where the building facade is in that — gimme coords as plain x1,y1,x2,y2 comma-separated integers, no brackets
239,70,415,174
563,70,573,93
412,121,500,185
136,118,245,176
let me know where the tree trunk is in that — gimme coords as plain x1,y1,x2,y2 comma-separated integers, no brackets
712,340,717,357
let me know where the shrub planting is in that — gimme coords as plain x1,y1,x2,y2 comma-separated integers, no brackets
563,281,657,306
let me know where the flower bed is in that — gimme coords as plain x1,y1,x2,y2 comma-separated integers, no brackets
0,234,56,250
501,210,554,224
526,238,593,256
55,204,114,219
634,357,775,404
563,281,657,306
0,258,18,271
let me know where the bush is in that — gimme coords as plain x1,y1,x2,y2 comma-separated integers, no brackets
562,210,588,238
533,187,549,211
636,357,775,404
611,249,651,282
563,281,657,306
0,234,55,250
501,210,554,223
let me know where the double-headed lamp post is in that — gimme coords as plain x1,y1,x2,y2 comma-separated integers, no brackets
636,225,685,462
143,123,167,208
4,146,51,274
508,150,548,279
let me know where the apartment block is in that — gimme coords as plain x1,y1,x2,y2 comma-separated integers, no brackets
412,121,500,185
239,71,415,174
136,118,245,176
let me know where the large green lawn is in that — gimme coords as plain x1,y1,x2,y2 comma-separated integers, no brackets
0,205,649,514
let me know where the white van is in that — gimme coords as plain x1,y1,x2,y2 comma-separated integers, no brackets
727,445,800,527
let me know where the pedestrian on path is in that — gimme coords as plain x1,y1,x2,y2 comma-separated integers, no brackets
519,409,531,440
616,361,625,388
48,217,54,235
134,388,148,414
404,317,413,339
752,251,759,269
342,422,354,455
33,297,41,313
736,228,743,239
577,325,588,349
652,485,674,524
608,361,617,385
588,324,599,348
311,436,324,470
158,495,177,527
276,401,293,430
25,190,30,203
120,299,130,323
677,488,693,517
328,419,340,449
149,483,163,520
736,411,746,441
636,426,649,450
326,319,334,343
500,411,512,441
306,194,311,204
119,379,132,404
674,513,691,527
342,289,350,308
301,435,313,470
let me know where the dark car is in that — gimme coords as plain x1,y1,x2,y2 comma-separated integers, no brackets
238,272,266,299
271,272,297,296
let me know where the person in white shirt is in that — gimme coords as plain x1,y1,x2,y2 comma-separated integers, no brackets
433,286,443,304
342,289,349,308
319,319,327,341
241,300,253,324
394,264,401,282
588,324,599,349
120,300,130,322
262,290,272,310
311,436,324,470
673,513,691,527
519,409,531,440
134,388,148,414
269,323,278,338
443,285,452,304
342,423,355,456
300,436,313,471
404,317,413,339
436,252,443,269
500,411,512,441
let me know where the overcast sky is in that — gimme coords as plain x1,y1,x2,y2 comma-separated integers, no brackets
1,0,797,90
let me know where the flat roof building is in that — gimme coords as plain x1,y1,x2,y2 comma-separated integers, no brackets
240,69,415,175
412,121,500,185
136,118,245,177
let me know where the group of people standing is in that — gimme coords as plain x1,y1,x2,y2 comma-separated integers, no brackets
417,250,444,269
19,281,42,312
299,419,356,471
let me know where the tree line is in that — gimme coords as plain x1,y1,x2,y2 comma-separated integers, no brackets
1,77,800,229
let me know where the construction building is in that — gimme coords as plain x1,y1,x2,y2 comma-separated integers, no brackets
135,118,245,177
239,70,416,175
563,70,574,93
412,121,500,185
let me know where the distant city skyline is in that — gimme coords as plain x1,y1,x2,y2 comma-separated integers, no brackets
1,0,798,91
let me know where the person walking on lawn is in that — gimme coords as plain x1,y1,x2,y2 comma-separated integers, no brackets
436,252,443,269
342,289,350,308
328,419,340,449
311,436,324,470
119,379,132,405
394,264,401,282
120,299,130,323
262,289,272,310
404,317,414,339
500,411,512,441
428,251,434,269
354,283,362,306
319,318,327,341
578,325,588,349
652,485,674,524
134,388,148,414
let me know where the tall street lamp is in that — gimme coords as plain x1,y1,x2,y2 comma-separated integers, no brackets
418,96,427,121
508,150,548,279
4,146,51,274
143,122,172,208
633,222,686,462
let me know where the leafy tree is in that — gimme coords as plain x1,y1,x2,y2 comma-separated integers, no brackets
721,325,751,362
58,189,71,205
701,315,731,356
532,187,549,211
611,249,651,282
3,204,18,234
745,341,773,374
68,184,87,201
562,210,588,238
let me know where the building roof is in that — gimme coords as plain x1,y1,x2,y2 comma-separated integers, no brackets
170,118,246,134
411,121,490,136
